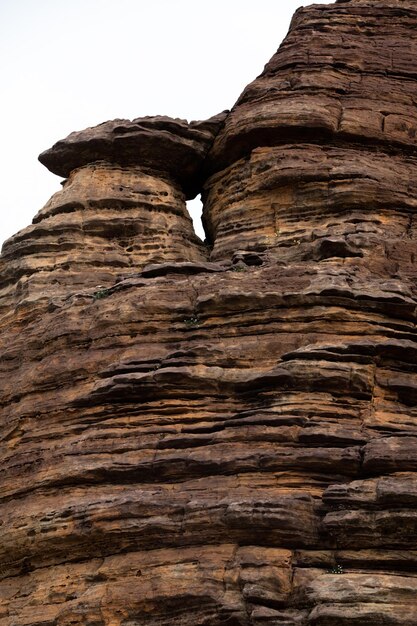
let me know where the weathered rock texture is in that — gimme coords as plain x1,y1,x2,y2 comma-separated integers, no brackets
1,1,417,625
0,115,226,310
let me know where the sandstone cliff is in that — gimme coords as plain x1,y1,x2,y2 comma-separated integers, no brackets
1,1,417,625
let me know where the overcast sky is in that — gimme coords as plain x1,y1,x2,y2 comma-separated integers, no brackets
0,0,332,246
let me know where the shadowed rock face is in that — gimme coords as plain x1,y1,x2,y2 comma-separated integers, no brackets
0,1,417,625
39,114,228,198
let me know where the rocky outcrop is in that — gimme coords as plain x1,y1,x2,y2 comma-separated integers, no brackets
0,1,417,625
0,115,226,311
39,115,227,198
202,0,417,260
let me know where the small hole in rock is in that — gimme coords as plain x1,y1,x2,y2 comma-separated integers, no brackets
186,195,205,241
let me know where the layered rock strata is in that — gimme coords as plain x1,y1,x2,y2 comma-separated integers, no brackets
0,115,226,310
0,1,417,625
203,0,417,262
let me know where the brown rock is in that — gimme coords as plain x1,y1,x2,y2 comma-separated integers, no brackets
1,0,417,624
39,113,228,198
0,163,207,310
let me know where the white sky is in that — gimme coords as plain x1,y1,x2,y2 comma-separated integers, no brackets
0,0,332,246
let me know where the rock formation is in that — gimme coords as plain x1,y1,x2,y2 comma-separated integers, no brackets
0,0,416,624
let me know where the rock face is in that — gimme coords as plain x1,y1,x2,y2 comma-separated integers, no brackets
38,115,227,198
0,1,417,625
0,115,227,311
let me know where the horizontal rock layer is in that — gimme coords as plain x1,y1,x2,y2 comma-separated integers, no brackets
202,0,417,261
39,113,227,198
0,163,206,310
0,261,416,624
1,0,417,625
202,143,417,261
206,0,417,172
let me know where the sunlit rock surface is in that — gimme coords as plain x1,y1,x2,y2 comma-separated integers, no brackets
0,1,416,625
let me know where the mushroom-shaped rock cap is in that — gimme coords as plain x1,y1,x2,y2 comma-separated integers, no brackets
39,113,228,199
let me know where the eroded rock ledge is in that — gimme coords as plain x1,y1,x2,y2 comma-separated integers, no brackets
0,1,416,625
0,114,227,308
39,114,227,198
